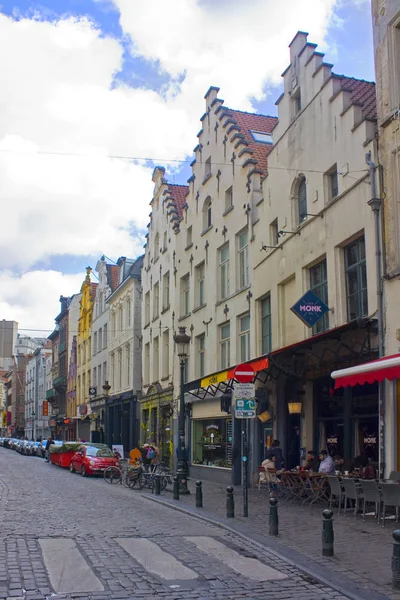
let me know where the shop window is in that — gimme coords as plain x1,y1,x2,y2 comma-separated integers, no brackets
195,262,205,308
344,236,368,321
162,271,170,310
310,259,329,334
261,295,272,354
237,229,249,289
218,243,230,300
192,418,232,468
219,322,230,369
239,313,250,362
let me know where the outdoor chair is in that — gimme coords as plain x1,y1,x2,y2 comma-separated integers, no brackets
327,476,343,514
380,483,400,527
305,474,329,506
359,479,381,523
342,478,363,518
388,471,400,482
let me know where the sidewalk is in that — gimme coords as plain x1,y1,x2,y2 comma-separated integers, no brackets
141,478,400,600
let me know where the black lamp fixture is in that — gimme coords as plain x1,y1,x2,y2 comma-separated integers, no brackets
261,243,282,252
300,212,323,219
173,326,191,494
278,229,301,237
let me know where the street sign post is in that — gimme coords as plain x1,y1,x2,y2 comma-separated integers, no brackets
234,363,255,383
233,381,255,518
291,289,330,328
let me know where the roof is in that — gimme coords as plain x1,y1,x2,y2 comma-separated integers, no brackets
337,76,376,121
106,265,119,292
90,283,98,301
223,108,278,175
164,183,189,219
128,254,144,277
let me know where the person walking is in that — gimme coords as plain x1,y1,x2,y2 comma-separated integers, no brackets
45,436,54,462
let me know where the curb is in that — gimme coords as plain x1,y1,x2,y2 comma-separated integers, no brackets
142,490,391,600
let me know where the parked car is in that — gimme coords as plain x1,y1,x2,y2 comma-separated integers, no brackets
69,444,118,477
30,441,42,456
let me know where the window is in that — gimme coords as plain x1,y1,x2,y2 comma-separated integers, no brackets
93,332,97,355
192,418,232,468
127,299,132,327
202,197,212,231
390,22,400,110
163,231,168,251
197,334,205,378
310,259,329,334
220,323,230,369
225,186,233,212
238,229,249,289
162,329,169,378
119,305,123,332
126,344,130,387
153,282,160,319
204,156,211,179
330,169,339,199
219,243,230,300
112,311,117,339
181,274,190,316
292,88,301,115
270,219,279,247
117,349,122,389
97,364,102,391
250,131,273,145
153,337,159,381
162,272,170,310
144,343,150,384
195,262,205,308
298,177,307,223
103,324,107,348
239,313,250,362
93,367,97,388
186,226,193,248
345,237,368,320
110,353,115,389
145,292,150,325
261,295,272,354
103,361,107,384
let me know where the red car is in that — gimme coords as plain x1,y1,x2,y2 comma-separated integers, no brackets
69,444,118,477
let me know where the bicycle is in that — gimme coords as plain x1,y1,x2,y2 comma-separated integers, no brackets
125,460,172,490
103,459,136,486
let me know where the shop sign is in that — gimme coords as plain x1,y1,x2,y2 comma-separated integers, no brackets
42,401,48,416
79,404,88,416
364,435,377,446
233,383,256,419
291,290,329,328
49,417,56,427
89,387,96,397
89,398,105,409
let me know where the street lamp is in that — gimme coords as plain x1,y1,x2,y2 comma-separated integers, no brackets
173,326,191,494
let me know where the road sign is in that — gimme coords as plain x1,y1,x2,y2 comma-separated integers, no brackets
234,382,256,419
234,363,255,383
291,289,330,328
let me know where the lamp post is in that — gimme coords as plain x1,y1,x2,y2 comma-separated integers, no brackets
32,410,36,441
173,326,191,494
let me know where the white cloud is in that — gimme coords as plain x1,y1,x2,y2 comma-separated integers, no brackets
0,1,341,329
0,270,84,334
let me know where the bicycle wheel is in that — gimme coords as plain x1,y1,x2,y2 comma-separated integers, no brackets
124,469,141,489
160,475,169,491
104,466,122,484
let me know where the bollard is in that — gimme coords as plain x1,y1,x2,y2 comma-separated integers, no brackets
322,509,334,557
195,480,203,508
154,474,161,496
173,475,180,500
226,485,234,518
392,530,400,589
269,497,279,536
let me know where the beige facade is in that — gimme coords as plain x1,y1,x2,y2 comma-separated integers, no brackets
372,0,400,471
144,32,381,482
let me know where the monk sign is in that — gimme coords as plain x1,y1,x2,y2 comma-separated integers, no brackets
291,290,329,328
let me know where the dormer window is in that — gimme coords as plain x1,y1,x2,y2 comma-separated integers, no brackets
250,131,273,145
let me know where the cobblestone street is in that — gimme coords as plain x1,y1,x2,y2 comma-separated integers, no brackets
0,449,363,600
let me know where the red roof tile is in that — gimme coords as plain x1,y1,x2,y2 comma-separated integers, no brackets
166,184,189,219
90,282,98,302
222,108,278,175
337,76,376,121
107,265,119,292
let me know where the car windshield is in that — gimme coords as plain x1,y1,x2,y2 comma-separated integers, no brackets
85,446,113,458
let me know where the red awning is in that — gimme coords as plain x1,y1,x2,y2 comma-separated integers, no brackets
331,353,400,389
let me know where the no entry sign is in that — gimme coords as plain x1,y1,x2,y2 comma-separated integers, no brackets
234,363,255,383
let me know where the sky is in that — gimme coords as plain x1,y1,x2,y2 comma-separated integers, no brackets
0,0,374,336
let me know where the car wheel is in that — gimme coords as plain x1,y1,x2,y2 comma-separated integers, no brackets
81,465,87,477
69,462,75,473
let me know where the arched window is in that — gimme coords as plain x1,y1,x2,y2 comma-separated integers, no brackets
202,197,212,231
298,177,307,224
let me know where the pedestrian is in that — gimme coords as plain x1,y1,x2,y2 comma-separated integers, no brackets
45,436,54,462
268,439,284,470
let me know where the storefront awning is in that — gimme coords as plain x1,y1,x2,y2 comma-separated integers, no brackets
331,353,400,389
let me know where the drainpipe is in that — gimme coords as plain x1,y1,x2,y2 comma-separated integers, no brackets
366,151,384,477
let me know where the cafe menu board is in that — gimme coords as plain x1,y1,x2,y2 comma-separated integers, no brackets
226,419,233,466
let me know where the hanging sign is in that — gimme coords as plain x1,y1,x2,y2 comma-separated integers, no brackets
291,290,329,328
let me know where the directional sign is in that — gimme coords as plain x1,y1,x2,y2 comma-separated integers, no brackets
291,289,329,328
234,363,255,383
234,382,256,419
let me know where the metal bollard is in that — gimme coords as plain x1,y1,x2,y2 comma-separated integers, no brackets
392,530,400,589
269,497,279,536
154,474,161,495
226,485,234,518
173,475,180,500
195,480,203,508
322,509,334,557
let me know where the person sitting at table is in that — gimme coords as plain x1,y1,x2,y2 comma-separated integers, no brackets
260,452,281,484
361,460,377,479
268,439,284,471
318,450,335,475
353,452,369,470
304,450,320,472
334,455,354,473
